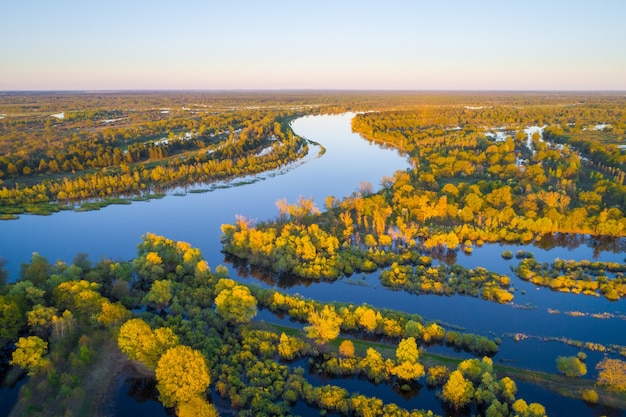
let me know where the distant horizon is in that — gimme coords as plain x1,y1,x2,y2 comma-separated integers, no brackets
1,88,625,94
2,1,625,91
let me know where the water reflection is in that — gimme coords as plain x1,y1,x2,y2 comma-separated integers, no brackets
107,369,171,417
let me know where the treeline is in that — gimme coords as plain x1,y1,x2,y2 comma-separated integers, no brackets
0,113,310,218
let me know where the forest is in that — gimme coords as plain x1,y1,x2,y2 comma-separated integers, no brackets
1,91,626,417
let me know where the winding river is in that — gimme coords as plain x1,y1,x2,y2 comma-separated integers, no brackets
1,113,625,416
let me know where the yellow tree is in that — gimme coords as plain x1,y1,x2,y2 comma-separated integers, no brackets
338,340,355,358
156,345,211,408
442,370,474,410
596,358,626,391
214,284,257,325
355,305,378,333
10,336,50,375
391,337,425,382
118,318,179,368
305,305,342,345
97,301,131,327
176,396,219,417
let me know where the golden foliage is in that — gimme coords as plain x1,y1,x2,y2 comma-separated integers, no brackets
156,345,211,408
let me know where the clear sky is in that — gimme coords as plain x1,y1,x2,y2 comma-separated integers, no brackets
1,0,625,91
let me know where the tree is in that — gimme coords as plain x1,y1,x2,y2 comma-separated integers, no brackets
556,356,587,377
355,306,378,333
305,305,342,345
156,345,211,408
97,301,131,327
20,253,50,286
596,358,626,391
53,280,103,319
395,337,419,363
442,370,474,410
214,283,257,325
176,396,219,417
338,340,355,358
359,347,388,383
391,337,425,381
118,318,178,368
27,304,58,336
278,332,308,360
142,279,173,311
0,296,22,345
0,258,9,286
10,336,50,375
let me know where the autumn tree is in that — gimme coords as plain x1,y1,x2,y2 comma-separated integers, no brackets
355,305,379,333
26,304,58,336
10,336,50,375
442,370,474,410
214,279,257,325
176,396,219,417
305,305,343,345
97,301,131,327
156,345,211,408
278,332,309,360
390,337,425,382
359,347,389,383
338,340,355,357
117,318,179,368
596,358,626,391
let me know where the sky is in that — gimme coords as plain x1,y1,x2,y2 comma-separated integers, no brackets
1,0,625,91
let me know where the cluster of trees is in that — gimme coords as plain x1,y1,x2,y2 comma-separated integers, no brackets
514,258,626,300
381,262,514,303
1,233,555,416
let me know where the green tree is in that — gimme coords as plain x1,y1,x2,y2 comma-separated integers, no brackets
156,345,211,408
10,336,50,375
0,258,8,286
0,296,22,345
142,279,173,311
20,252,50,286
556,355,587,377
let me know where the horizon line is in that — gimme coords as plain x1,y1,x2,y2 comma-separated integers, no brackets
1,88,626,95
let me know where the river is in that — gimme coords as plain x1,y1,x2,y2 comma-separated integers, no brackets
1,113,625,416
